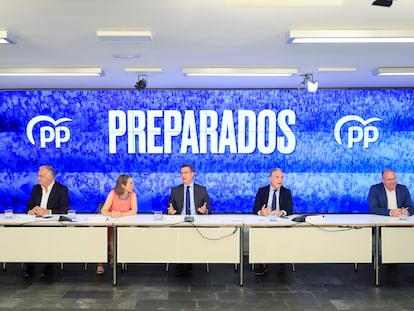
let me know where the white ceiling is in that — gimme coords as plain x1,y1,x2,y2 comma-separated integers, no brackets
1,0,414,90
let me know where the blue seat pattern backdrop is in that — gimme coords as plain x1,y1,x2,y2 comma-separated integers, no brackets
1,89,413,214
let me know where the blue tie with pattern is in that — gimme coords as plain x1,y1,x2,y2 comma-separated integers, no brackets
186,186,191,215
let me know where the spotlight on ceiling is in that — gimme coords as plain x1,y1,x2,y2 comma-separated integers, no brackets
135,75,147,90
372,0,393,7
299,74,318,92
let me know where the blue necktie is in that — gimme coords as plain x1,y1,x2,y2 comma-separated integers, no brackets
186,186,191,215
272,189,278,210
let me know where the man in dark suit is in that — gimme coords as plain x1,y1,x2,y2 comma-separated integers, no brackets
167,164,211,215
252,168,293,276
368,169,413,217
253,168,293,217
167,164,211,276
24,165,70,278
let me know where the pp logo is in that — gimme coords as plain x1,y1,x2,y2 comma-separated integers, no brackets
26,115,72,148
334,115,381,148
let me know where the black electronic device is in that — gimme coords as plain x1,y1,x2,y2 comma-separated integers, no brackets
291,213,321,222
184,216,194,222
58,215,73,222
292,214,309,222
372,0,392,7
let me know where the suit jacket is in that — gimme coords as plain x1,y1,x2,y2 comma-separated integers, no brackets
253,185,293,215
368,182,414,216
168,183,212,214
26,181,70,214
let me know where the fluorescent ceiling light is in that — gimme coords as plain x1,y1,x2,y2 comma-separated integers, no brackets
0,67,103,77
318,67,357,72
288,30,414,43
0,30,13,44
183,67,297,77
112,54,140,59
124,67,162,73
375,67,414,76
225,0,343,7
96,30,152,41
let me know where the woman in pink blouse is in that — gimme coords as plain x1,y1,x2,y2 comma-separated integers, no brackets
96,174,138,275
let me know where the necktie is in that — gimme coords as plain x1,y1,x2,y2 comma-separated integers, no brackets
186,186,191,215
272,189,278,210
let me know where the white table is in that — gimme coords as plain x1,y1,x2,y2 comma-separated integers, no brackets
0,214,110,269
244,214,374,281
371,214,414,285
3,212,412,286
113,214,244,285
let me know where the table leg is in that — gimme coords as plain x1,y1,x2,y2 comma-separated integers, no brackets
239,227,243,286
113,226,117,286
375,226,379,286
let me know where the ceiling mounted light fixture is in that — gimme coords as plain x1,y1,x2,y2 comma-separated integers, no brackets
317,66,357,72
287,29,414,43
135,75,147,90
225,0,343,7
375,67,414,76
112,54,140,59
96,30,153,41
124,67,162,73
372,0,393,7
0,67,103,77
0,30,13,44
299,74,318,92
183,67,298,77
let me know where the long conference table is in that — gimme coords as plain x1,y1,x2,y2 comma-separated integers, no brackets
1,213,414,286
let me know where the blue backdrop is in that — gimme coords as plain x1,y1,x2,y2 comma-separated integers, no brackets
1,89,413,214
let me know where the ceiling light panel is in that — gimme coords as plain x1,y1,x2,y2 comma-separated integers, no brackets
0,67,103,77
0,30,13,44
288,30,414,43
225,0,343,7
183,67,298,77
96,30,153,41
318,67,357,72
375,67,414,76
112,54,140,59
124,67,162,73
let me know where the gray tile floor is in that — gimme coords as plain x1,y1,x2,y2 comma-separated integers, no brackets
1,260,414,310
